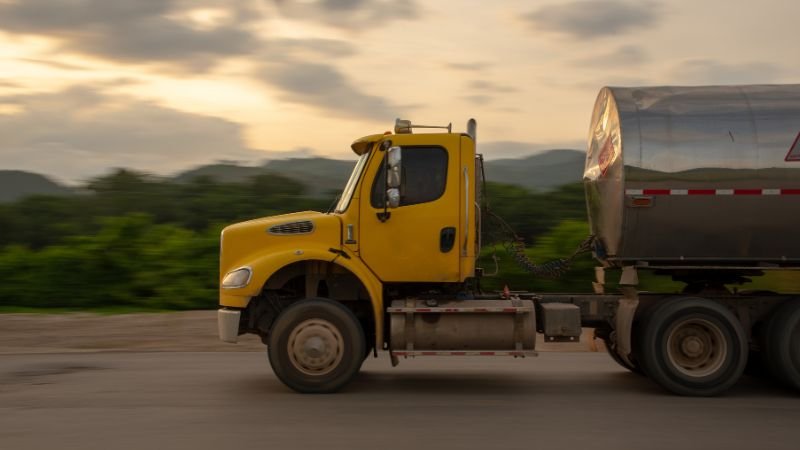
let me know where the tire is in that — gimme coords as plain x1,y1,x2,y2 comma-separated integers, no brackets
637,297,747,396
267,299,366,393
762,300,800,391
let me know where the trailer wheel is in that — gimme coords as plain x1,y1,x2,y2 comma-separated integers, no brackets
267,299,365,393
638,297,747,396
762,300,800,391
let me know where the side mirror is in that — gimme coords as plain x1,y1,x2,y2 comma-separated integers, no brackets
386,146,402,189
378,146,402,222
386,188,400,208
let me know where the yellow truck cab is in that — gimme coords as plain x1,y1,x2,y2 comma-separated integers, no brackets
218,119,483,392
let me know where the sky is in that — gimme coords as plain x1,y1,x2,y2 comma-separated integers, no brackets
0,0,798,183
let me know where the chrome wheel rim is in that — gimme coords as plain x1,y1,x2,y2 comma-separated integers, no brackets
287,319,344,376
666,318,727,378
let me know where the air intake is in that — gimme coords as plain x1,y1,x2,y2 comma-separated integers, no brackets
268,221,314,235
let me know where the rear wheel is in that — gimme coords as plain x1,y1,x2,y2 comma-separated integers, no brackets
762,300,800,391
268,299,366,393
638,297,747,396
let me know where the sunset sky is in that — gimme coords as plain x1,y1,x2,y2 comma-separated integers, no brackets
0,0,798,183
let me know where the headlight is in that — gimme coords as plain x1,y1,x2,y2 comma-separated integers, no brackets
222,267,252,289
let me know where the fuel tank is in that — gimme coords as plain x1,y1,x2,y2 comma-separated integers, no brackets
585,85,800,266
389,299,536,353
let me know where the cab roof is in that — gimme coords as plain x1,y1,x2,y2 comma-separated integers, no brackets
350,133,387,155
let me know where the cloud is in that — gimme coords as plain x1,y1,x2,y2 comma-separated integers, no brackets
17,58,88,71
0,85,264,182
461,80,517,106
271,0,419,28
571,45,648,67
523,1,661,39
266,38,357,59
469,80,517,93
257,60,399,121
253,37,402,121
445,62,489,72
462,94,492,106
0,0,262,71
670,59,787,85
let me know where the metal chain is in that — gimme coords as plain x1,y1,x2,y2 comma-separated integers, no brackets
484,211,595,279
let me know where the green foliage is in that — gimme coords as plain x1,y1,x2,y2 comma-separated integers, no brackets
0,169,331,310
483,182,587,244
0,169,329,249
479,220,597,293
3,169,792,311
0,214,221,309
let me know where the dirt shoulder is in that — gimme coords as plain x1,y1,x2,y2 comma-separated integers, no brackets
0,311,604,354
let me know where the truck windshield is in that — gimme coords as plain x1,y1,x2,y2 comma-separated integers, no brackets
334,152,370,213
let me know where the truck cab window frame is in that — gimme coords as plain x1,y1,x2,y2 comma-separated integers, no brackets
370,146,449,208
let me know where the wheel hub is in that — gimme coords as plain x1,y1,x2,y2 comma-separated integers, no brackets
681,335,704,358
287,319,344,376
667,319,727,377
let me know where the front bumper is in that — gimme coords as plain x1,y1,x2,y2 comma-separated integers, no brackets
218,308,241,343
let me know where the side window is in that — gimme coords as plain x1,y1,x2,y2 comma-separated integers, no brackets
371,146,448,208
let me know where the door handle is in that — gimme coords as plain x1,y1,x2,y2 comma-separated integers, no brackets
440,227,456,253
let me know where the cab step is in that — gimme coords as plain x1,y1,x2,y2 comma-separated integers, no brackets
391,350,537,357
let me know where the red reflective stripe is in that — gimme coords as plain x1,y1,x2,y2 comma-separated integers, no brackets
479,352,494,356
733,189,762,195
628,188,800,196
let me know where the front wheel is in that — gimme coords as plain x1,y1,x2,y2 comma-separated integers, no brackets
268,299,366,393
637,297,747,396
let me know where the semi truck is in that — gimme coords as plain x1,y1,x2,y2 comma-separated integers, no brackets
217,84,800,396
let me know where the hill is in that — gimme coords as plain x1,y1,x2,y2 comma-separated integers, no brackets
174,158,353,196
173,150,584,195
173,163,269,184
484,149,584,191
0,170,74,203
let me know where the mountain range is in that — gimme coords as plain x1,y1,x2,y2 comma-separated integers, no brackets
0,170,75,203
0,149,584,203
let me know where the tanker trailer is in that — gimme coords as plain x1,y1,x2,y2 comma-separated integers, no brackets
580,84,800,395
585,85,800,268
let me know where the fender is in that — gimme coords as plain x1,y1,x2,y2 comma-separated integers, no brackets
221,247,385,350
614,287,639,365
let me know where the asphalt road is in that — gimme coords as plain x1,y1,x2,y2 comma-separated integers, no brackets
1,351,798,450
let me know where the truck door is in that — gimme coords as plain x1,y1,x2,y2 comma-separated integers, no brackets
359,134,462,282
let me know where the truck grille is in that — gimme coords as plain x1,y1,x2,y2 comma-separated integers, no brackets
268,221,314,235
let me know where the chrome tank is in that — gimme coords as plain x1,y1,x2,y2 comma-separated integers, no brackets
585,85,800,266
389,300,536,352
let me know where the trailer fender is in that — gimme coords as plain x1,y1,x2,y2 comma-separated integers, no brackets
615,287,639,365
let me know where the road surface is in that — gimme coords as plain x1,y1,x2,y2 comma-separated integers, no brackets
1,352,798,450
